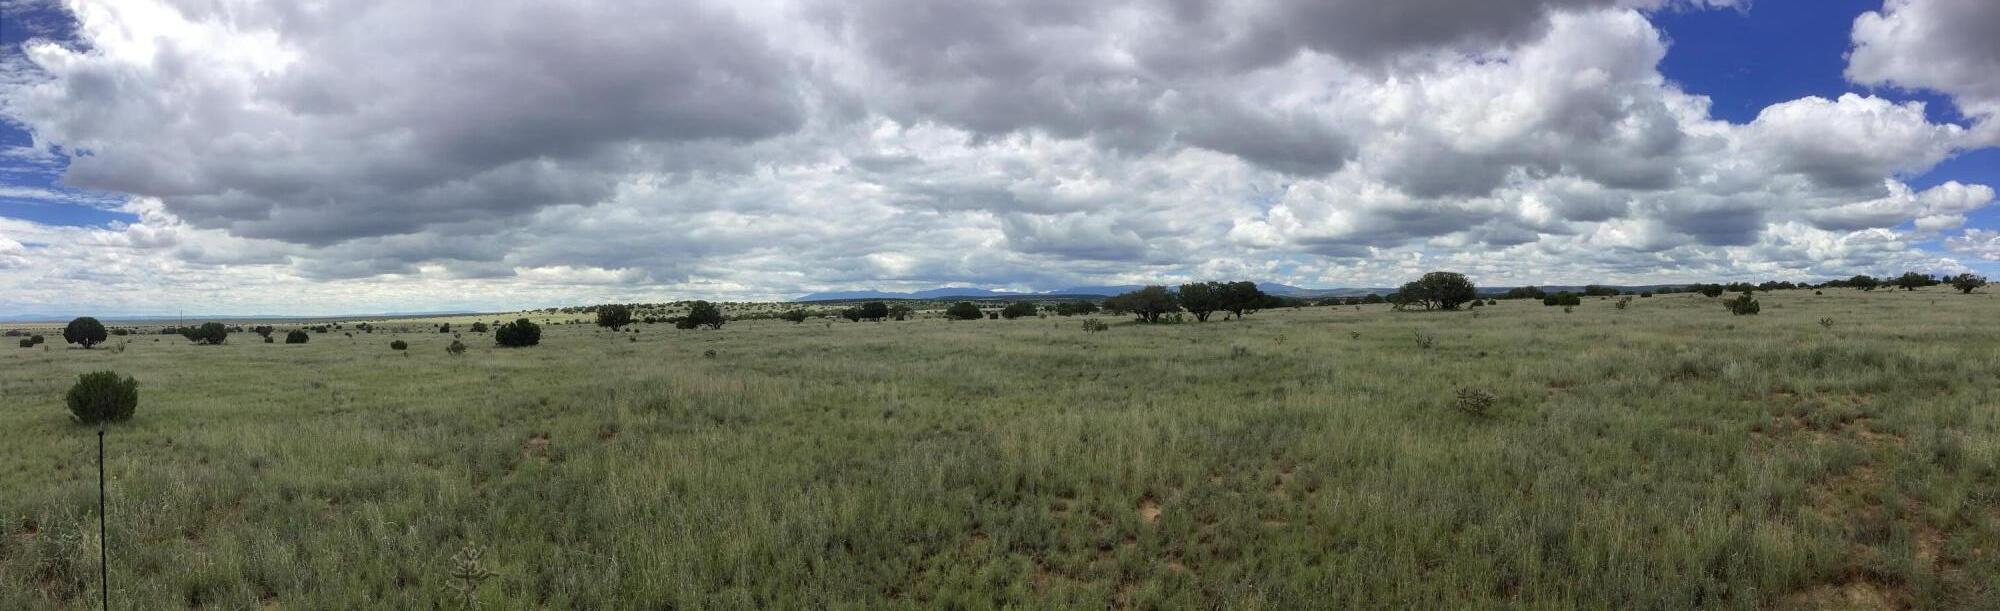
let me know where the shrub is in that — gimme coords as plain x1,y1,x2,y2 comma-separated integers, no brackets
944,302,985,321
1696,284,1725,298
1725,293,1760,315
859,301,889,321
390,340,408,350
780,310,810,323
439,323,451,333
285,330,310,344
30,334,45,345
469,322,489,333
1054,301,1101,316
1000,301,1038,319
447,340,467,356
888,304,913,321
681,301,725,330
1613,296,1631,310
1453,387,1495,417
264,336,274,343
1541,293,1581,307
64,317,108,349
596,304,633,330
495,318,542,346
18,338,32,348
66,371,138,424
1080,318,1109,333
181,322,229,345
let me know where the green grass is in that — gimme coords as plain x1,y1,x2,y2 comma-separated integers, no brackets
3,288,1998,608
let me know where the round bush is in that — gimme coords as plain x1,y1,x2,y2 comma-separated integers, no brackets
18,338,32,348
390,340,408,350
67,371,138,424
285,330,310,344
495,318,541,347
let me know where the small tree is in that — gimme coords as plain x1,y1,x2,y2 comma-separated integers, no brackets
859,301,890,322
780,310,811,324
496,318,542,346
66,371,139,424
1893,271,1930,291
285,330,310,344
252,325,275,340
1104,286,1180,323
1696,284,1725,298
390,340,408,350
1949,273,1987,294
446,340,467,356
1725,293,1760,315
1179,282,1224,321
181,322,229,345
469,322,489,333
1221,281,1268,319
888,304,913,321
681,301,725,330
1000,301,1038,319
944,302,984,321
1397,272,1477,310
64,316,108,349
439,323,451,333
597,304,633,330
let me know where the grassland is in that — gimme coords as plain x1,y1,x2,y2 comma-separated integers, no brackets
3,288,1998,608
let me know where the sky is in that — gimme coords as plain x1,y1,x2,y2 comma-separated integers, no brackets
1,0,1998,316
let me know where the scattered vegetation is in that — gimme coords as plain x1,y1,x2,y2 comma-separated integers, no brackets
944,302,985,321
678,301,726,330
284,330,310,344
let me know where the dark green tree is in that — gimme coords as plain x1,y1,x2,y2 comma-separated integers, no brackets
1000,301,1038,319
859,301,890,321
1105,286,1180,323
181,322,229,345
495,318,542,346
596,304,633,330
944,302,985,321
64,316,108,349
681,301,725,329
67,371,138,424
1397,272,1477,310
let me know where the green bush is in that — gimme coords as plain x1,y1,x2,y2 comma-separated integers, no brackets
496,318,542,346
447,340,467,355
285,330,310,344
390,340,408,350
780,310,811,323
1000,301,1038,319
17,338,31,348
181,322,229,345
1725,293,1760,315
944,302,984,321
66,371,138,424
469,322,489,333
680,301,725,329
1541,293,1582,306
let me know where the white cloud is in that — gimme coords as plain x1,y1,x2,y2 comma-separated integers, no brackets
1848,0,2000,144
0,0,1993,314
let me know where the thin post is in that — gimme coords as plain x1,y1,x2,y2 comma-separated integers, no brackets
98,423,109,610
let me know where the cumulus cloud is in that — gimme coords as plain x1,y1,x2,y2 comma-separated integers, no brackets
0,0,1992,314
1848,0,2000,143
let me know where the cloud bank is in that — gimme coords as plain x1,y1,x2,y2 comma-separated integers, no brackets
0,0,1994,314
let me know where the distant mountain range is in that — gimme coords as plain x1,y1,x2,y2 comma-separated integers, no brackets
794,282,1695,302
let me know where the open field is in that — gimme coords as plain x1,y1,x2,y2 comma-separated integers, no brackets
4,288,1999,608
